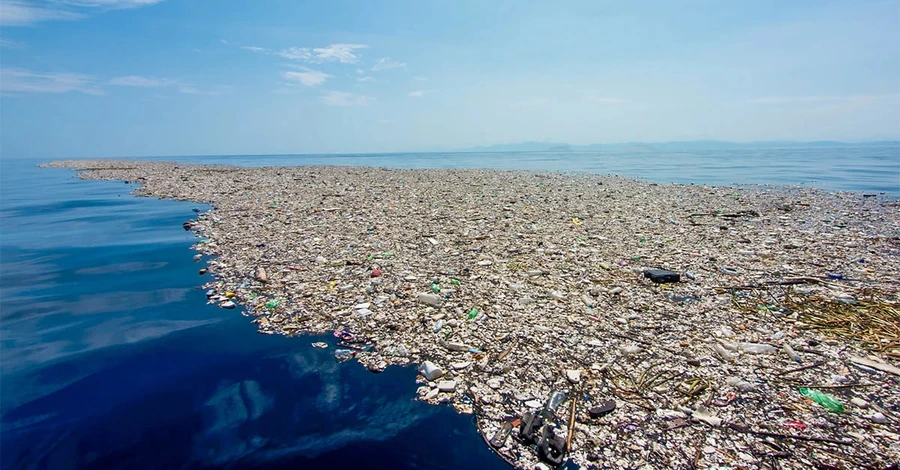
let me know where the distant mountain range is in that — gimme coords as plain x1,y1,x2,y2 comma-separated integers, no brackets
457,140,900,153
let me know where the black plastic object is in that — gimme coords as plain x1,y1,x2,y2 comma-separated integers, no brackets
588,399,616,419
537,425,566,465
519,411,544,444
644,269,680,283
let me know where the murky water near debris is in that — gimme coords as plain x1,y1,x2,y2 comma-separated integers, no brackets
1,147,897,469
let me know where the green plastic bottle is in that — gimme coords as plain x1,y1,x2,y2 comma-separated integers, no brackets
467,308,479,320
799,388,844,413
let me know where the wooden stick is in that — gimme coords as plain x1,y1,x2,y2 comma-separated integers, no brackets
777,360,825,376
566,390,577,454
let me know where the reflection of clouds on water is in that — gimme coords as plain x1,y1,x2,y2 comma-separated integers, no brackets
75,261,168,275
85,318,220,348
69,288,191,315
2,317,219,374
190,350,438,466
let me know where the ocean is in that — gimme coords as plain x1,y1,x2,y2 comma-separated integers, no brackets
1,146,898,470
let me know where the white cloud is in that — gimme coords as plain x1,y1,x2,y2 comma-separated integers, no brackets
371,57,406,71
109,75,176,87
282,69,330,87
321,91,373,106
240,45,269,53
0,67,103,95
244,43,370,64
413,76,428,82
220,38,229,45
313,44,368,64
0,1,82,25
356,68,365,74
356,76,374,83
1,0,162,26
408,89,435,98
275,47,312,61
273,44,368,64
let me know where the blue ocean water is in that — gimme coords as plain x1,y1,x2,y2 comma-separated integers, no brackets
0,160,507,470
144,146,900,195
0,147,897,470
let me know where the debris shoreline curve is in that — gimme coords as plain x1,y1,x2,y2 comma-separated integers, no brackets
44,160,900,469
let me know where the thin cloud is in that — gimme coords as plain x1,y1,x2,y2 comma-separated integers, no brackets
314,44,368,63
377,119,394,124
1,0,163,26
413,76,428,82
371,57,406,72
109,74,226,94
356,76,374,83
282,69,330,87
321,91,373,106
240,45,269,53
408,89,435,98
109,75,177,87
267,44,368,64
0,38,26,49
0,67,103,95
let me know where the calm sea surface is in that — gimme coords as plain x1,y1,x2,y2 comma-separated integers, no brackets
1,147,898,469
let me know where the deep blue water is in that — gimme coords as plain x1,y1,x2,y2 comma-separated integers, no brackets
0,160,507,470
1,147,898,470
142,146,900,195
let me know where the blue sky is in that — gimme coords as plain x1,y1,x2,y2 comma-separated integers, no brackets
1,0,898,157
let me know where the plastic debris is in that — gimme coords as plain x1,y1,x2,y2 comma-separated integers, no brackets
46,159,900,470
799,388,845,413
643,269,680,283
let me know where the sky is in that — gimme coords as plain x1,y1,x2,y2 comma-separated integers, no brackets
0,0,898,158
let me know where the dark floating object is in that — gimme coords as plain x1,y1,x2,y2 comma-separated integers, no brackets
644,269,680,283
589,399,616,419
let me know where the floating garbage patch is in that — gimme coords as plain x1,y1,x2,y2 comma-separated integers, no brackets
44,160,900,469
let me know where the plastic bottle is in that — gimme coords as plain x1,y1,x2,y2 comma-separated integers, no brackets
783,343,801,362
467,308,479,320
739,342,778,354
799,388,845,413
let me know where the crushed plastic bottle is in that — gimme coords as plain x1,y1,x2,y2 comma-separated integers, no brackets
799,388,844,413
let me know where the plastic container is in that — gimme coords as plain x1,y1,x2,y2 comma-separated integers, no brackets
418,361,445,380
417,293,442,307
799,388,844,413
